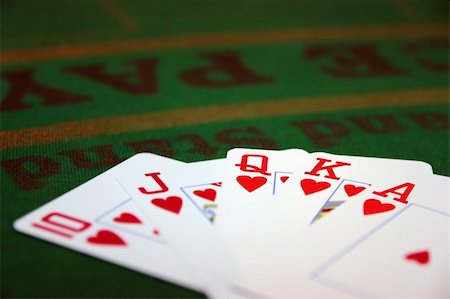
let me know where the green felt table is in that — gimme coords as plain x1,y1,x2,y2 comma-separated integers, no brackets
1,0,449,298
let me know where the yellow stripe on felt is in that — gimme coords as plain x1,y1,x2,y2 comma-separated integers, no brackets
1,24,448,65
0,88,447,150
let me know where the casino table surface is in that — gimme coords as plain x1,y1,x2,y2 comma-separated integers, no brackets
1,0,449,298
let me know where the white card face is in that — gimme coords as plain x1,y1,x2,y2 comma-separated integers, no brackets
14,154,201,291
234,174,449,298
314,204,449,298
115,157,225,290
275,152,433,228
214,148,309,234
209,149,309,283
224,155,435,298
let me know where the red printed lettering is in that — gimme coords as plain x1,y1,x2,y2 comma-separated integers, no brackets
138,172,169,195
372,182,415,204
32,212,91,238
235,154,271,176
304,158,351,180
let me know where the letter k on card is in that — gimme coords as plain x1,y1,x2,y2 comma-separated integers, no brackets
280,153,433,225
301,156,351,196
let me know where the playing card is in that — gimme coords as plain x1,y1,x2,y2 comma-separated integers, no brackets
310,174,449,298
313,203,449,298
222,153,435,298
231,173,448,299
214,148,308,234
115,157,226,294
274,152,433,228
14,154,201,291
209,149,308,283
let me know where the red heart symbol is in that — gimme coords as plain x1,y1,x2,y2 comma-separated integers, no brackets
405,250,430,265
87,230,126,246
151,196,182,214
237,175,267,192
280,176,289,183
344,184,366,197
113,212,142,224
193,188,217,202
300,179,331,195
363,199,395,215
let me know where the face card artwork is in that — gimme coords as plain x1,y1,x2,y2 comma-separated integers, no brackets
312,179,371,222
180,182,222,222
14,156,201,291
